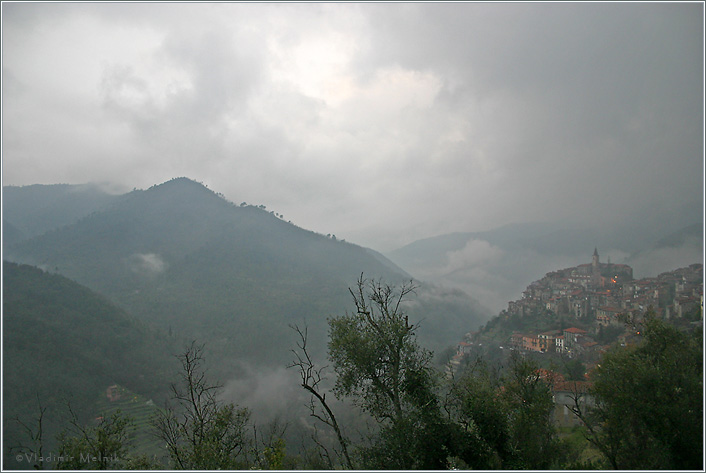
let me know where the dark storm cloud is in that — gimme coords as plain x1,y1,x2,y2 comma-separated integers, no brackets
2,3,702,251
358,3,703,234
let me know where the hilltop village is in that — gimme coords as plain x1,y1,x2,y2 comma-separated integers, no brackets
462,249,702,357
450,250,703,424
509,249,701,324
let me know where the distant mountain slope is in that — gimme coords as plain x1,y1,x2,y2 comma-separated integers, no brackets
388,221,609,266
3,261,174,466
626,223,703,278
2,183,124,244
386,221,704,314
386,223,599,313
2,220,26,249
5,178,488,377
655,223,703,248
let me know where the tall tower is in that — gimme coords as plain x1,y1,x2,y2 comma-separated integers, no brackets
591,248,601,287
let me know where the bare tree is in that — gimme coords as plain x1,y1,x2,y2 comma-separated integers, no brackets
251,416,289,469
9,394,47,470
153,341,251,470
568,382,619,469
289,324,353,469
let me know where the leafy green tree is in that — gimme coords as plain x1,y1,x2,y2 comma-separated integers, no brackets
327,275,453,469
153,342,251,470
563,358,587,381
595,323,624,345
574,314,703,469
449,354,562,469
500,352,561,469
328,276,429,422
55,409,133,470
447,359,510,469
250,417,294,469
260,438,285,469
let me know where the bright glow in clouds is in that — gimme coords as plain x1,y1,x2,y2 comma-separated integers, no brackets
269,33,356,105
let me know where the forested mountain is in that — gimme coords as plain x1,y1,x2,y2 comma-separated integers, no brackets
654,222,703,248
2,220,26,250
2,183,124,245
5,178,490,378
3,261,175,466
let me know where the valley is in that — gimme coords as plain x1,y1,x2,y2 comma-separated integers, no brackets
2,177,702,470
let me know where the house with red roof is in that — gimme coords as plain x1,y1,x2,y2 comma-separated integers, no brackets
563,327,587,348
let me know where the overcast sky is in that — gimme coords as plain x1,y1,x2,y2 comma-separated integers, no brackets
2,2,703,251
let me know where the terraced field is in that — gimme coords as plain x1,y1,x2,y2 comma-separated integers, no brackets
93,385,166,459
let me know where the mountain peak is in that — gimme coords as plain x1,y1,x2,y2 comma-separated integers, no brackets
143,177,225,206
150,177,208,191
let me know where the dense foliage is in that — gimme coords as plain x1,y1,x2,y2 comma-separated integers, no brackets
55,410,137,470
323,277,567,469
577,314,703,469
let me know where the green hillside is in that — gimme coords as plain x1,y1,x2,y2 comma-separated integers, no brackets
3,261,175,468
5,178,490,377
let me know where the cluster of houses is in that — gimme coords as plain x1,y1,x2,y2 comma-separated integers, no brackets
506,248,633,320
452,251,703,366
510,326,594,356
499,252,702,357
505,249,702,325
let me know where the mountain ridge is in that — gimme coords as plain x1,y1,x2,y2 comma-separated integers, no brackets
2,183,125,242
5,178,490,377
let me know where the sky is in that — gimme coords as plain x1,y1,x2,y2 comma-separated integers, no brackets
2,2,704,252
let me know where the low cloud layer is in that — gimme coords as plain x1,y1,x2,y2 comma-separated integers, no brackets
128,253,167,275
444,240,505,275
222,365,304,425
